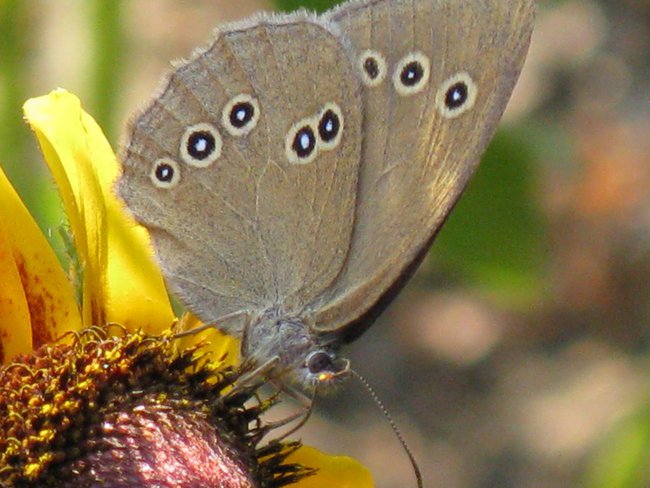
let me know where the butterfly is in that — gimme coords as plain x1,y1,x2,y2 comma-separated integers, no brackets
118,0,534,388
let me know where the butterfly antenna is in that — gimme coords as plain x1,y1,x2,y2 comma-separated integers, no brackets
350,369,423,488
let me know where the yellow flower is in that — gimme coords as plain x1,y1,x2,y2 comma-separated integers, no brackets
0,89,373,488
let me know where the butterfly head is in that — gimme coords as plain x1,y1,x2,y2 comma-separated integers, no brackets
304,350,350,386
246,312,350,389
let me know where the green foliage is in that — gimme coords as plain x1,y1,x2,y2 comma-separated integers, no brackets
432,127,546,303
87,0,126,144
273,0,344,13
0,0,126,262
0,0,62,242
0,0,29,166
583,401,650,488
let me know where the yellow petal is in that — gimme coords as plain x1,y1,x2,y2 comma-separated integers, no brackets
288,446,375,488
23,90,174,332
0,217,32,363
0,164,82,362
176,313,240,368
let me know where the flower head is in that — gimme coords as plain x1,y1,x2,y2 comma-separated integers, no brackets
0,89,373,487
0,327,314,487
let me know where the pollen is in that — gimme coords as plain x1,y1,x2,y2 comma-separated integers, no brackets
0,327,315,487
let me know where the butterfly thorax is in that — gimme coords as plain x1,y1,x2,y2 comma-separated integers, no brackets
246,309,350,389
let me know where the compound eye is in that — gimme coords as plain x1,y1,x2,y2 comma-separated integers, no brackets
306,351,334,375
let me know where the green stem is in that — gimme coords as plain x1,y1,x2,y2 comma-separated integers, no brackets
87,0,125,144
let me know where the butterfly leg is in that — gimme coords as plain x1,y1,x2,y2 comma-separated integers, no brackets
263,383,317,443
240,311,253,357
233,355,280,388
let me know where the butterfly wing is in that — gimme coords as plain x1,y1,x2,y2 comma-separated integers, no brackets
118,14,363,331
311,0,535,337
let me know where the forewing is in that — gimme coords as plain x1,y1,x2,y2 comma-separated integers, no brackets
118,14,363,329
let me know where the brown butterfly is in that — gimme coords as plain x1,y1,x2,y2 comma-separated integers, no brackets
118,0,534,388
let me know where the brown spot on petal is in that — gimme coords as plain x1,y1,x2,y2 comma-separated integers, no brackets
14,253,56,350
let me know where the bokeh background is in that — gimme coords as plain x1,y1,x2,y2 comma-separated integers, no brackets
1,1,649,487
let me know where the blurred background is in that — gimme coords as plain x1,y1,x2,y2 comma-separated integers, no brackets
0,0,648,487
